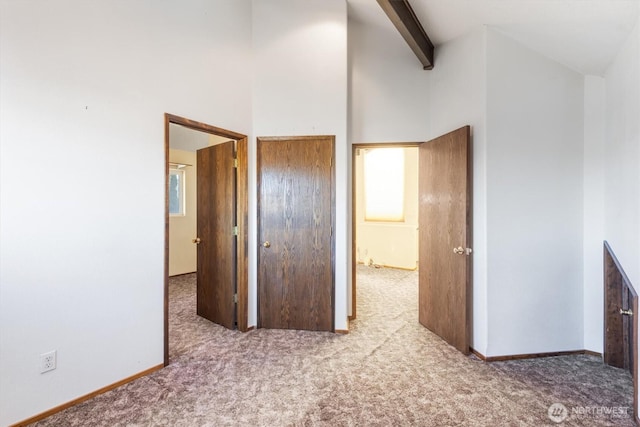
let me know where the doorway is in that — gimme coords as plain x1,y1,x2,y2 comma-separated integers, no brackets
354,146,419,271
351,126,472,355
164,113,249,366
352,143,419,321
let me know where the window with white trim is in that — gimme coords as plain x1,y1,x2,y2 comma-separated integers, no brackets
169,168,185,216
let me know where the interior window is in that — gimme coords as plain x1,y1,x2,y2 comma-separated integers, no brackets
169,168,185,216
364,147,404,222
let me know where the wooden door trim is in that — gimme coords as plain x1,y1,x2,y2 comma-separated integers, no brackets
257,135,336,331
236,137,249,335
351,142,421,320
165,113,247,140
164,113,249,367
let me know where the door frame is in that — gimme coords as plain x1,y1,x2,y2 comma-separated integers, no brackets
351,142,421,320
164,113,249,366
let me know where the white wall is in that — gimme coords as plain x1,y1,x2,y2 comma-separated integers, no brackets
252,0,348,329
485,29,584,357
583,76,606,353
603,17,640,290
355,147,419,270
348,17,431,142
0,1,253,425
169,149,197,276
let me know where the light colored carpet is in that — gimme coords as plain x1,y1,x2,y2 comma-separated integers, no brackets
33,266,634,426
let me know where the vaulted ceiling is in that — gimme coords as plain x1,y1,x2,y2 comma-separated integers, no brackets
347,0,639,76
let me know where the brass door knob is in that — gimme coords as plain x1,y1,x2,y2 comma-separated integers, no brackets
263,241,271,248
192,238,201,244
453,246,472,255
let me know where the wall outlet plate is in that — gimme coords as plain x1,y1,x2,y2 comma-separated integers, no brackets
40,350,56,373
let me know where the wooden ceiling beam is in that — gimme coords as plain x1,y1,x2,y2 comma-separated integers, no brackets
377,0,434,70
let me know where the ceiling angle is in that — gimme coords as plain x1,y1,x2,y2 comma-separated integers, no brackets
377,0,434,70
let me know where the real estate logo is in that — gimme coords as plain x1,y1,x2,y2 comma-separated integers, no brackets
547,402,631,423
548,403,568,423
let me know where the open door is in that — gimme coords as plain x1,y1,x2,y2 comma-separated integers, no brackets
196,141,237,329
418,126,472,355
164,113,248,365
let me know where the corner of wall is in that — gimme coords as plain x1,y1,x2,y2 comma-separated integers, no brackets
582,75,606,354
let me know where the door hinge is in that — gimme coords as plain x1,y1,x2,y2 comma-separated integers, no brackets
233,158,238,168
233,293,238,304
330,226,333,237
232,226,238,236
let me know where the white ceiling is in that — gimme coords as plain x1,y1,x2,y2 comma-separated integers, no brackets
347,0,639,75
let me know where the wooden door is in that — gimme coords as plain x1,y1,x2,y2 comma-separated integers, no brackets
257,136,335,331
196,141,236,329
604,241,638,373
419,126,472,354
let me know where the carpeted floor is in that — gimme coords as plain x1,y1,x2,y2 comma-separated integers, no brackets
33,266,634,426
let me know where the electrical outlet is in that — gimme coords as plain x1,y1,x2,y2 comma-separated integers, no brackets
40,350,56,373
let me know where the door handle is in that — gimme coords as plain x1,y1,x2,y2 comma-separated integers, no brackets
263,241,271,248
453,246,472,255
192,238,201,244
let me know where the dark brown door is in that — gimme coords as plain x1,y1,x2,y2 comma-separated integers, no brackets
196,141,236,329
604,241,638,373
257,136,335,331
419,126,472,354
